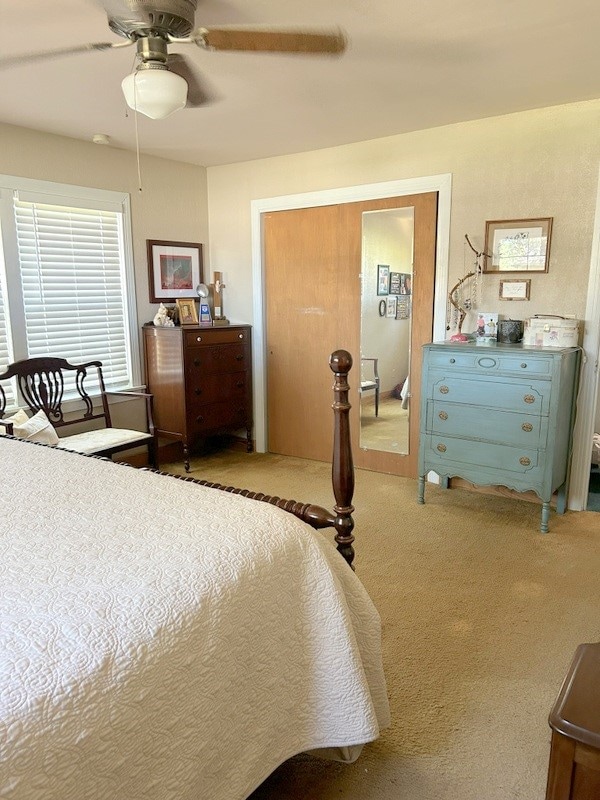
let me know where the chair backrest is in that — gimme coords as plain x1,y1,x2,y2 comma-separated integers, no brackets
0,357,111,430
361,357,379,383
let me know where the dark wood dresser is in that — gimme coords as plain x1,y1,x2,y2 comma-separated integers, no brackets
143,324,252,469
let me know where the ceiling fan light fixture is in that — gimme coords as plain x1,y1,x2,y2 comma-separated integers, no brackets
121,66,188,119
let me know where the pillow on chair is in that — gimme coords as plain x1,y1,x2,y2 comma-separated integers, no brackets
0,408,60,445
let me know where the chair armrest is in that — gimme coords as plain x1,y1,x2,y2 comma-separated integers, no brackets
0,420,14,435
102,390,156,436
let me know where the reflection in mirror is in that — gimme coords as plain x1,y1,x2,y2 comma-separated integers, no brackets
360,207,414,455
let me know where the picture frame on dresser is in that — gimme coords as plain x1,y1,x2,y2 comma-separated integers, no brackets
147,240,203,303
176,298,199,325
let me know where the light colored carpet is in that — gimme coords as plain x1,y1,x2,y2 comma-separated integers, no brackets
360,396,409,454
163,450,600,800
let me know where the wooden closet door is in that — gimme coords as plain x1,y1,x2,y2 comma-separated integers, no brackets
264,193,437,477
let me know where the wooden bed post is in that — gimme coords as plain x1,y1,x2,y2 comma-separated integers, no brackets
329,350,355,569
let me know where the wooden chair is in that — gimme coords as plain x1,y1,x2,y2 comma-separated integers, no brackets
360,357,380,417
0,357,158,468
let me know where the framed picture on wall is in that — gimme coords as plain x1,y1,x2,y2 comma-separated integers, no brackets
396,296,411,320
386,296,397,318
389,272,401,294
377,264,390,295
147,239,203,303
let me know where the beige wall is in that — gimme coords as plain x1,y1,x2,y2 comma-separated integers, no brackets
0,122,209,360
207,99,600,334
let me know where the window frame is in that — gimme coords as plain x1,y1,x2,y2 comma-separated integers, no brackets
0,175,141,391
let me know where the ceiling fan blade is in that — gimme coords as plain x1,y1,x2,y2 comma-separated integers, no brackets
193,27,347,55
167,53,219,107
0,40,132,69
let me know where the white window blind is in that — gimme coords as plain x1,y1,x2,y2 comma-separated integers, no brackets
0,261,16,409
13,198,131,391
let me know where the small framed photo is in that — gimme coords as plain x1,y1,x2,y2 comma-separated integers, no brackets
483,218,552,273
377,264,390,295
176,298,199,325
499,279,531,301
147,239,203,303
389,271,401,294
396,296,411,320
476,312,499,339
386,296,397,318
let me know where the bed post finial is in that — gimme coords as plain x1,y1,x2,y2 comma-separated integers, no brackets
329,350,355,569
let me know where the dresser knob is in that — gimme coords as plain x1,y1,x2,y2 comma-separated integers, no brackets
236,381,244,388
436,443,447,453
449,358,455,364
439,385,449,394
439,411,448,420
521,363,527,368
196,415,204,424
193,358,200,367
519,456,531,466
523,394,535,404
521,422,533,432
195,388,202,396
238,333,244,339
196,336,202,343
236,354,244,361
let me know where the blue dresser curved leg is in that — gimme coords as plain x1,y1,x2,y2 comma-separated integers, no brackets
541,502,551,533
418,475,425,504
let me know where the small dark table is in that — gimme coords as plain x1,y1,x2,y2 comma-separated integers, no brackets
546,643,600,799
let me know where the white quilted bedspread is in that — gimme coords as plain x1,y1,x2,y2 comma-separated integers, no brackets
0,438,389,800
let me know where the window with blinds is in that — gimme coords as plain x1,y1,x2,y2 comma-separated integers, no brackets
13,199,130,390
0,259,16,409
0,177,139,399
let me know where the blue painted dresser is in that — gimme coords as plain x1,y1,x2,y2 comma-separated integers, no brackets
417,341,581,532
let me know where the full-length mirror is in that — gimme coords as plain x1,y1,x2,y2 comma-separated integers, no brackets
360,207,414,455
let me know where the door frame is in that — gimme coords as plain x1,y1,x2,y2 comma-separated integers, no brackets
250,174,453,452
569,163,600,510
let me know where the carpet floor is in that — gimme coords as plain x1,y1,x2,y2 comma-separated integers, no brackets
163,450,600,800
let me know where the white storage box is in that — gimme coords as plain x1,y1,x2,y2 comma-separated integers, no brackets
523,317,580,348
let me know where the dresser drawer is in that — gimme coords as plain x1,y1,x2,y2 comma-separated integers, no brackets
427,401,548,447
427,374,551,414
428,349,552,377
189,400,249,434
184,328,250,347
422,434,541,476
187,371,249,405
186,343,249,374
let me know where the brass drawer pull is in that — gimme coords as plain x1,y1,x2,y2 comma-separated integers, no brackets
436,443,447,453
523,394,535,404
237,381,244,388
195,388,202,396
439,385,449,394
236,354,244,361
193,358,200,367
449,358,455,364
519,456,531,466
196,336,202,343
238,333,244,339
521,363,527,369
196,415,204,424
521,422,533,432
438,411,448,420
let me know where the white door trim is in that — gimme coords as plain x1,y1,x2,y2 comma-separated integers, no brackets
250,173,453,452
568,164,600,510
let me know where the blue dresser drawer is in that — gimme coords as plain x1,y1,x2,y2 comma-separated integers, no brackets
422,434,541,476
427,401,548,447
427,374,551,414
428,349,553,377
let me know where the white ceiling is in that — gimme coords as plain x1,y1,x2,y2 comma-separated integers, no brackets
1,0,600,167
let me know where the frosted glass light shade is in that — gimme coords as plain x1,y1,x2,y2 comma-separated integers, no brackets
121,69,188,119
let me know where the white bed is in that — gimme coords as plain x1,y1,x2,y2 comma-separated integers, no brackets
0,435,390,800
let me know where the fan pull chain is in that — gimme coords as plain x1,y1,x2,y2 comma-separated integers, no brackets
132,71,143,192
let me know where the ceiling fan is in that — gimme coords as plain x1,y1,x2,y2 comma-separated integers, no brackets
0,0,347,120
